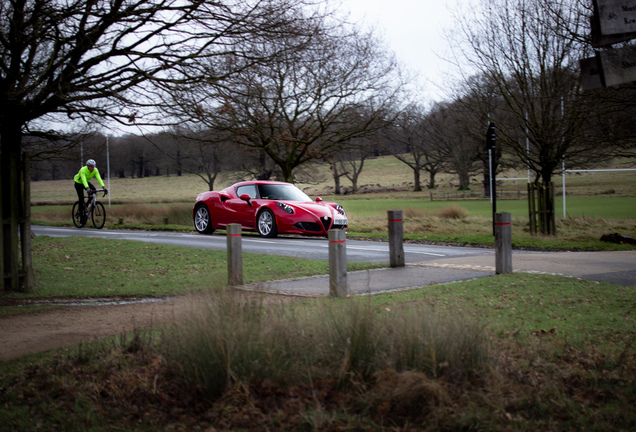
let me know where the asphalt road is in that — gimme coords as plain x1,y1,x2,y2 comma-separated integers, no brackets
31,225,494,264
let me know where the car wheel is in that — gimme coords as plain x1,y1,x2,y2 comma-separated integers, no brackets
194,204,215,234
257,208,278,238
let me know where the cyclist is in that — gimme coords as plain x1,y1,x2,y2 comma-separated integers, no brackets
74,159,107,225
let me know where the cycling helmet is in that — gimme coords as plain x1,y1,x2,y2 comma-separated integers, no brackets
86,159,96,167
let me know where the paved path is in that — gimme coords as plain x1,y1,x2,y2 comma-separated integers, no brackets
429,250,636,286
242,250,636,296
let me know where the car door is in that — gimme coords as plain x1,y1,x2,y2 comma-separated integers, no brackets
222,184,257,228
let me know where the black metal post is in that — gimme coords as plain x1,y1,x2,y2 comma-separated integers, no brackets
486,122,497,236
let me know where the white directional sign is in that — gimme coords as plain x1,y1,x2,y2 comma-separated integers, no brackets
596,0,636,35
587,0,636,86
598,45,636,87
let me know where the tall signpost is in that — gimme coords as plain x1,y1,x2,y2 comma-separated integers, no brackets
486,122,497,236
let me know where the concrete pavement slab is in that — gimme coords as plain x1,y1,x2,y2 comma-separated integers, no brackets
425,250,636,287
242,250,636,297
242,265,493,297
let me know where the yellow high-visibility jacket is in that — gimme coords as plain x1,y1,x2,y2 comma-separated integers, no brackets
74,166,104,189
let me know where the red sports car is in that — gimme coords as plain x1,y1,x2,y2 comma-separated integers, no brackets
193,181,348,238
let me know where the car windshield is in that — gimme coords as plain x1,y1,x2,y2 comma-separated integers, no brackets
258,184,312,201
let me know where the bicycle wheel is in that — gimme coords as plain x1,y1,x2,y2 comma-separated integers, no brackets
72,201,84,228
92,202,106,229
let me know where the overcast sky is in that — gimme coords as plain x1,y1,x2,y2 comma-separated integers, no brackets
339,0,460,101
108,1,463,135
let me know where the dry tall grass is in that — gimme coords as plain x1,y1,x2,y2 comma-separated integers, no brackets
31,202,193,226
434,205,469,220
162,289,489,400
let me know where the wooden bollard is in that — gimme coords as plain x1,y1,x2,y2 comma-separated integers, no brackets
328,229,348,297
495,212,512,274
388,210,405,267
227,224,243,285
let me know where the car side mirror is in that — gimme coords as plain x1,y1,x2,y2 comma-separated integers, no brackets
316,197,323,203
240,194,253,207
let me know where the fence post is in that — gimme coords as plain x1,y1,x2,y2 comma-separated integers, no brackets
495,212,512,274
227,223,243,286
388,209,405,268
328,229,348,297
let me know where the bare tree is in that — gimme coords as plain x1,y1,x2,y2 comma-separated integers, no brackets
451,73,520,196
452,0,623,180
327,134,377,194
339,136,377,194
166,15,405,183
388,104,446,191
424,101,483,191
450,0,621,233
0,0,323,291
153,127,233,191
327,158,348,195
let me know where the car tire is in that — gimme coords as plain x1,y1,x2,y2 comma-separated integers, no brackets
257,208,278,238
194,204,215,234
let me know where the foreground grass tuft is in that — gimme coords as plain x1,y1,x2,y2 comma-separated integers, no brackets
161,291,488,400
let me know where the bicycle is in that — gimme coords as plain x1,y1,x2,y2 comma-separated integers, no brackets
72,189,108,229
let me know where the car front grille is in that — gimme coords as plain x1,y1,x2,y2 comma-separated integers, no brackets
294,222,322,232
294,217,335,233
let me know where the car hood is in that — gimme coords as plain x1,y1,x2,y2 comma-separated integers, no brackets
283,200,344,216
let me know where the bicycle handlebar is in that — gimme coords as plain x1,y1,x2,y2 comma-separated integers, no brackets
87,188,108,197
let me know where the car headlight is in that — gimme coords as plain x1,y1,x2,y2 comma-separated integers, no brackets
333,204,346,216
277,202,294,214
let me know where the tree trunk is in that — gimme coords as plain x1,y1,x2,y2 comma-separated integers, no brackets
458,171,470,190
1,121,34,292
428,171,437,190
2,124,21,291
349,158,364,194
206,172,217,191
281,164,294,183
332,163,342,195
528,181,557,236
412,168,422,192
